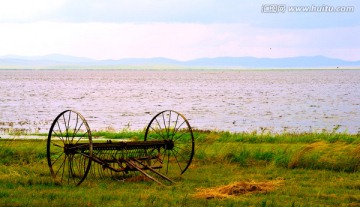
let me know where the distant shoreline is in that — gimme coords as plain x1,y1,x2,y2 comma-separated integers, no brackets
1,55,359,70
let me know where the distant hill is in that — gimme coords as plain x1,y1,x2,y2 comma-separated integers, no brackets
0,54,359,69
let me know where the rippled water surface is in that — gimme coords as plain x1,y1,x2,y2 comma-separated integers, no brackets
0,69,359,134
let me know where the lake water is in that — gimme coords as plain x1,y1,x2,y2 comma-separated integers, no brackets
0,69,359,135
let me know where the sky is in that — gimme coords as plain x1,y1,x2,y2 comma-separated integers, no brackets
0,0,359,61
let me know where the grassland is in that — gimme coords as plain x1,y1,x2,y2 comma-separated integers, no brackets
0,130,359,206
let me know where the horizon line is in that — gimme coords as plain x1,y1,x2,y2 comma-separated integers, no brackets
1,53,360,62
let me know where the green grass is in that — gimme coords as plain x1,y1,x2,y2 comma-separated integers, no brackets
0,131,359,206
33,129,145,140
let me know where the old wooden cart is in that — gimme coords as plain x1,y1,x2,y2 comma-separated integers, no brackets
47,110,195,186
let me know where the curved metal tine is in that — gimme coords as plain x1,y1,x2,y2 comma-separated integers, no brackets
96,153,104,178
100,151,107,177
81,156,87,180
157,150,168,173
98,152,105,178
88,151,96,177
144,151,162,166
104,151,113,177
105,151,113,177
79,156,86,182
71,156,79,182
89,152,96,177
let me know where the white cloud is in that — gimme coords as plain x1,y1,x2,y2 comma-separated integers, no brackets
0,22,359,60
0,0,359,60
1,0,358,28
0,0,67,22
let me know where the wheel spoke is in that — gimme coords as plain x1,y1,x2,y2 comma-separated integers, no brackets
51,141,63,148
52,130,63,141
172,147,189,163
162,113,168,137
155,118,165,138
73,121,84,139
67,111,72,138
166,151,170,174
56,121,65,142
47,110,92,186
171,150,183,172
167,111,171,138
71,113,79,143
161,149,167,164
144,110,194,176
171,114,180,140
51,151,65,166
173,120,186,138
62,114,69,142
67,156,72,185
173,145,193,154
173,131,189,142
75,131,88,145
59,155,67,182
150,126,163,139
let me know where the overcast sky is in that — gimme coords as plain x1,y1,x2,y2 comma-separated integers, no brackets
0,0,359,60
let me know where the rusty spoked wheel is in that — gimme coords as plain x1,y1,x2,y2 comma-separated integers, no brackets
144,110,195,177
47,110,93,186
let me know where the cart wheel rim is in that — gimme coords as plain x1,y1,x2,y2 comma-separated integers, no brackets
144,110,195,176
47,110,93,186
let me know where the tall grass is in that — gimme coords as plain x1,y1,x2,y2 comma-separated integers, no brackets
197,129,360,144
33,128,145,140
91,129,144,140
0,139,46,165
193,130,360,172
0,130,359,206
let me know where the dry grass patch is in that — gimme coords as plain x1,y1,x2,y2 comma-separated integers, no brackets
288,141,327,168
193,179,284,199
